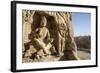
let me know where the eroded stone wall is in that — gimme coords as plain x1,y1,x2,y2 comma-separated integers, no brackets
22,10,79,63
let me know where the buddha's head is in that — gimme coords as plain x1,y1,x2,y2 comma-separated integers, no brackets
40,16,47,27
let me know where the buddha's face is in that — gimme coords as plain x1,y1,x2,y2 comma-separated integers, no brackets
40,16,47,27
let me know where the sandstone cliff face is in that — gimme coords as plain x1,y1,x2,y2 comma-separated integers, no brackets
22,10,79,63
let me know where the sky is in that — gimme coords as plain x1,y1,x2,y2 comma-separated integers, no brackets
72,12,91,36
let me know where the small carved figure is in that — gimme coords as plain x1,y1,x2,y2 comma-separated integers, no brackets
32,16,54,58
56,13,67,56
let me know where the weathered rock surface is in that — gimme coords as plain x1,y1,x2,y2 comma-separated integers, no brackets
22,10,79,63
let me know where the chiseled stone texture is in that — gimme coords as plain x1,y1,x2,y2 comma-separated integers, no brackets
22,10,79,63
